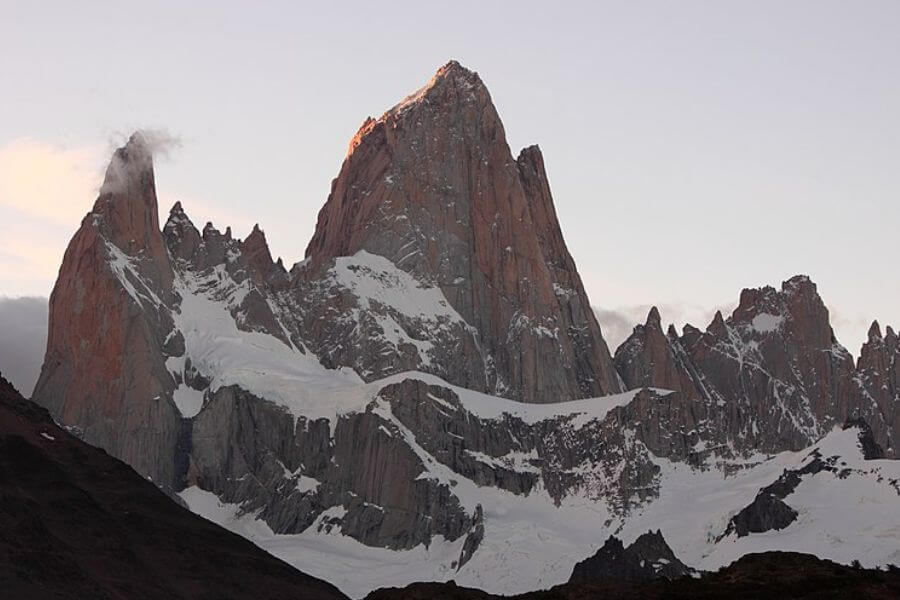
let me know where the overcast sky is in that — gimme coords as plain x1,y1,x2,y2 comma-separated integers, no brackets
2,1,899,373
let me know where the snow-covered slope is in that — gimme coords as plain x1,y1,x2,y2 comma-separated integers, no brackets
618,426,900,571
180,423,900,599
164,259,899,598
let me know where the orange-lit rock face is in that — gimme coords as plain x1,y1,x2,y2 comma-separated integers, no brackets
305,61,621,402
33,133,184,489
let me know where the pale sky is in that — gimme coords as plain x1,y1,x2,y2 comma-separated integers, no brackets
2,0,899,359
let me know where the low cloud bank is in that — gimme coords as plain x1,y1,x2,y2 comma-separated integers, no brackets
0,296,48,396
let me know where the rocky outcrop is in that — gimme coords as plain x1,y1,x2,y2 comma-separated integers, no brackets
845,417,887,459
724,493,798,538
183,375,669,548
31,133,184,491
187,384,476,549
614,276,863,456
614,307,701,396
721,448,848,539
376,379,666,511
303,61,621,402
850,321,899,457
569,530,693,584
456,505,484,570
287,251,485,383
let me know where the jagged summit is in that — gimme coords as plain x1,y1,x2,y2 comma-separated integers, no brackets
435,59,477,79
345,61,486,158
868,320,883,341
387,60,484,116
305,61,622,401
88,132,170,267
782,273,815,294
72,63,622,407
611,273,900,456
97,131,153,196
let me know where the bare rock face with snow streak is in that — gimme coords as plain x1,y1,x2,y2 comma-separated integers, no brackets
614,276,863,456
614,307,699,396
851,322,900,457
304,61,621,402
32,133,186,491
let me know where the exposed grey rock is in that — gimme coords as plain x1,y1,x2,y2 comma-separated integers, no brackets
613,276,866,457
845,417,886,460
569,530,693,583
720,448,848,539
724,493,798,538
456,505,484,570
850,322,899,457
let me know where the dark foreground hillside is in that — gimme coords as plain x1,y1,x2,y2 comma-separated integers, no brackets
367,552,900,600
0,374,346,600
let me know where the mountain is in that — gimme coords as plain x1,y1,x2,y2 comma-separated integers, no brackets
303,60,621,401
0,373,346,600
33,134,184,492
614,277,897,457
31,62,900,598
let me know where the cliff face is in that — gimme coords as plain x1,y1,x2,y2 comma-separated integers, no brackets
32,133,185,490
304,61,621,402
613,276,900,457
614,307,699,396
852,322,900,456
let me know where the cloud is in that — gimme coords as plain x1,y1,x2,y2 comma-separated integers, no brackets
593,306,650,352
105,128,182,163
0,138,105,225
0,132,184,297
0,296,48,397
133,128,182,158
827,304,873,359
0,138,110,296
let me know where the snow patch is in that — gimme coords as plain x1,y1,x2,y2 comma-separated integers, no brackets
172,384,205,418
296,475,321,494
331,251,466,324
751,313,784,334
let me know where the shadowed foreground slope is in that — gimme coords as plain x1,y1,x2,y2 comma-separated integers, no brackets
366,552,900,600
0,374,346,600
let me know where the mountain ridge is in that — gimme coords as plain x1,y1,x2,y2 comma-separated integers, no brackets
28,61,900,598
